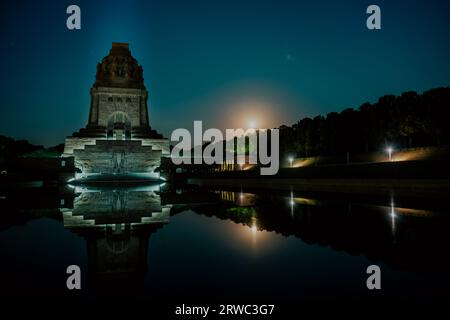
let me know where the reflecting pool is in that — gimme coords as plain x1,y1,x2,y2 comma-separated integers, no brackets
0,184,448,306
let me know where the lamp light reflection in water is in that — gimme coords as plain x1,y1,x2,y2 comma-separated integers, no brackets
289,188,295,218
250,216,258,251
390,199,397,241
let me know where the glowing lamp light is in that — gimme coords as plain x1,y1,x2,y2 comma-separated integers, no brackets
288,157,294,167
386,147,394,161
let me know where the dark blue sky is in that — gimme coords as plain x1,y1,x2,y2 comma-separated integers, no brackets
1,0,450,146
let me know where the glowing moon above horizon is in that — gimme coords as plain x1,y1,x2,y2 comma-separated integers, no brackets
248,120,257,129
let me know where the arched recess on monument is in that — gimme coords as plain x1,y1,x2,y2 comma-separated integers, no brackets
107,111,131,140
105,229,131,255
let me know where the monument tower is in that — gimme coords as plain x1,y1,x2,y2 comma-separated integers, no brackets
63,43,169,181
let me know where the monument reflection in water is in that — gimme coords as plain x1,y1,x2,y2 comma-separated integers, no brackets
1,184,448,302
61,184,170,291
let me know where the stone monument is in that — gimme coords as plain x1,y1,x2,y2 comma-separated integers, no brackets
63,43,169,181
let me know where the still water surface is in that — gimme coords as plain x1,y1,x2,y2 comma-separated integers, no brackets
0,184,448,303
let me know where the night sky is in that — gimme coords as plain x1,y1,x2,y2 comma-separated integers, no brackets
1,0,450,146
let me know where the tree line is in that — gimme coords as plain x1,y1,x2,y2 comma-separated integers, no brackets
279,87,450,158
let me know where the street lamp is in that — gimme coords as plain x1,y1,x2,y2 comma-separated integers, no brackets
386,147,393,162
288,156,294,167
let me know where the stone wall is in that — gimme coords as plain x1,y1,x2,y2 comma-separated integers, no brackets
73,140,162,175
63,137,97,156
91,87,147,128
141,138,170,155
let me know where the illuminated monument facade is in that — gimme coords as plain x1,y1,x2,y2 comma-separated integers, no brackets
63,43,169,181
